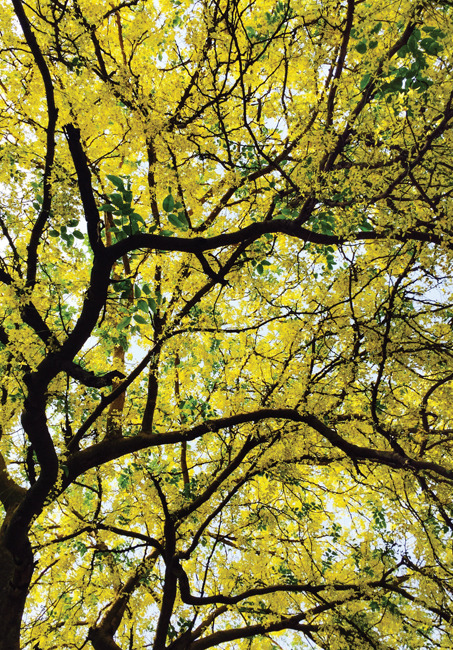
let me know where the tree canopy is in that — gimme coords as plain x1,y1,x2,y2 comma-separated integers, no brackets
1,0,453,648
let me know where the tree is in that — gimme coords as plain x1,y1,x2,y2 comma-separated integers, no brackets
1,0,453,647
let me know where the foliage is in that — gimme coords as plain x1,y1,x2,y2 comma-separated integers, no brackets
1,0,453,649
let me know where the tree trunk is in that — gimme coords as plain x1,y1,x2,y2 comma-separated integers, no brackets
0,530,34,650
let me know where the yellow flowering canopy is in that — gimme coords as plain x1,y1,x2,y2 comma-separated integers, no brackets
1,0,453,648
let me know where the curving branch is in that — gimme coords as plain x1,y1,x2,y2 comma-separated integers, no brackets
11,0,58,289
64,124,105,256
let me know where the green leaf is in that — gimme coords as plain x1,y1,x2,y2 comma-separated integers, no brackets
412,77,432,92
360,73,371,90
98,204,116,212
370,21,382,35
137,299,149,313
148,297,157,313
420,38,443,56
422,26,445,39
407,34,419,55
117,316,131,330
118,207,134,216
177,212,189,227
395,66,409,78
118,467,132,489
134,285,141,298
106,175,125,191
168,213,187,230
73,230,84,239
133,313,147,324
49,230,60,237
163,194,175,212
378,77,403,95
109,193,124,208
142,284,151,295
159,229,174,237
369,40,378,49
355,42,367,54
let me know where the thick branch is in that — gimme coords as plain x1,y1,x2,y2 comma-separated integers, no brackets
65,409,303,482
0,452,26,512
106,220,450,265
63,362,125,389
63,407,453,499
177,567,410,606
187,615,320,650
89,549,160,647
64,124,105,256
